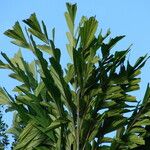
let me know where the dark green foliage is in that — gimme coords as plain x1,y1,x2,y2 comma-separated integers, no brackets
0,3,150,150
0,106,8,149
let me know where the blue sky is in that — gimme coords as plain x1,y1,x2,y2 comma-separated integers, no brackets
0,0,150,148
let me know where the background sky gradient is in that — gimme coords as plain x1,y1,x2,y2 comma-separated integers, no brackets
0,0,150,149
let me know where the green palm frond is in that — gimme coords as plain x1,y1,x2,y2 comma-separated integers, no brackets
0,3,150,150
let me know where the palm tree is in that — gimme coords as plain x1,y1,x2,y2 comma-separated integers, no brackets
0,3,150,150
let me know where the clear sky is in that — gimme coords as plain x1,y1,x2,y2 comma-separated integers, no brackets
1,0,150,149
